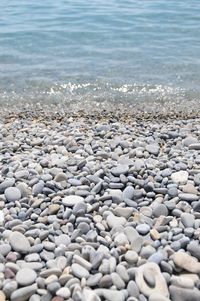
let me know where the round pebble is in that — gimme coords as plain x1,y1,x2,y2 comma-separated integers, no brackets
16,268,37,286
4,187,21,202
136,224,150,235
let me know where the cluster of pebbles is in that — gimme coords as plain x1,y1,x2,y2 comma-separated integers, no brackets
0,107,200,301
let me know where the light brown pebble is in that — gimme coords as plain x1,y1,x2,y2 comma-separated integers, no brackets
48,204,60,215
172,252,200,273
51,297,64,301
0,291,6,301
150,229,160,240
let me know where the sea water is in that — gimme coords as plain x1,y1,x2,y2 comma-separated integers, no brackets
0,0,200,105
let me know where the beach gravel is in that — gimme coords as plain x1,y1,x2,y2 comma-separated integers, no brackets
0,106,200,300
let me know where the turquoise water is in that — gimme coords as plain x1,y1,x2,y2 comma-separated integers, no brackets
0,0,200,104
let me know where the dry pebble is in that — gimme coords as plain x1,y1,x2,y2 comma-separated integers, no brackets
0,108,200,300
16,268,37,286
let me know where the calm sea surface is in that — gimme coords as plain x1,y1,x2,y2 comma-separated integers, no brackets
0,0,200,105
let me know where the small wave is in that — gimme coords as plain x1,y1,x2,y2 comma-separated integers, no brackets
0,81,199,111
44,81,190,103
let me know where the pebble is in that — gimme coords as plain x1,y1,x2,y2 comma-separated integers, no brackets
127,280,139,298
135,262,169,298
183,136,198,147
149,295,171,301
146,144,160,156
3,280,18,297
123,186,135,200
170,275,195,289
9,232,31,254
171,171,188,185
111,165,129,176
0,178,15,193
29,295,41,301
182,183,198,194
62,195,84,207
4,187,21,202
169,285,200,301
125,250,138,264
187,240,200,260
189,143,200,150
113,207,134,219
111,272,125,289
153,204,168,217
10,284,37,301
73,254,92,271
95,289,126,301
106,214,126,228
136,224,150,235
181,212,195,228
82,288,100,301
15,170,29,179
168,187,178,197
116,264,129,282
114,233,129,246
71,263,90,279
87,273,102,287
32,181,44,196
48,204,60,215
0,291,5,301
172,252,200,273
140,245,156,259
99,275,112,288
56,287,70,299
51,298,64,301
178,193,199,202
150,229,160,240
0,244,11,256
16,268,37,286
55,234,70,246
0,211,4,225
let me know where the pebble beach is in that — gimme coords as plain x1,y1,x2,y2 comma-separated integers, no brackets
0,103,200,301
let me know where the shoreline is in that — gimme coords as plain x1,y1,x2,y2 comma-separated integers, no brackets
1,99,200,124
0,104,200,300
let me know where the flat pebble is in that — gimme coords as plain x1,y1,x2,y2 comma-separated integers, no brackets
111,165,129,176
106,214,126,228
136,224,150,235
146,144,160,156
181,212,195,228
0,178,15,193
183,136,198,147
71,263,90,279
172,252,200,273
9,232,31,254
171,171,188,185
169,285,200,301
95,289,125,301
10,284,37,301
178,193,199,202
135,262,169,298
16,268,37,286
62,195,84,207
153,204,168,217
111,272,125,289
189,143,200,150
